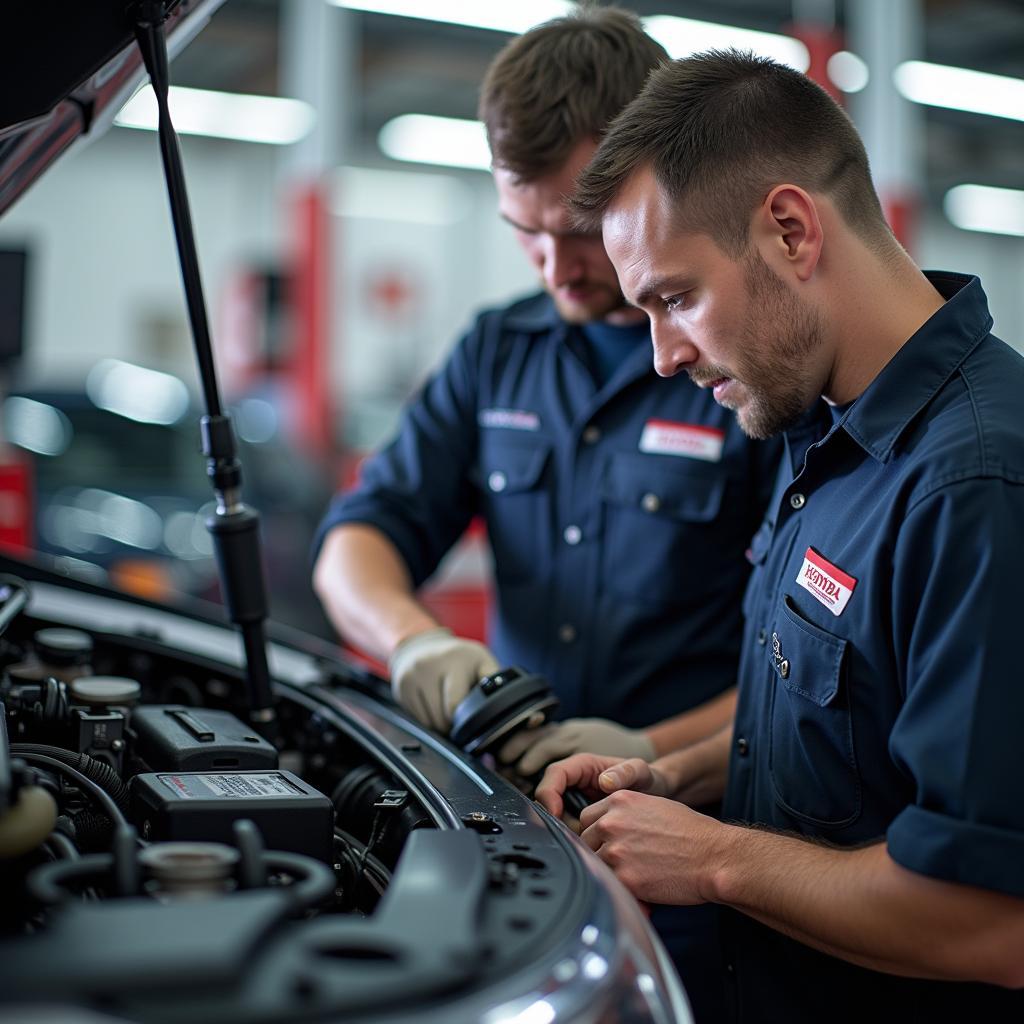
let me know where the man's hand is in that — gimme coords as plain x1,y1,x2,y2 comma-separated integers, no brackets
578,790,723,905
534,752,669,819
498,718,656,777
388,627,499,732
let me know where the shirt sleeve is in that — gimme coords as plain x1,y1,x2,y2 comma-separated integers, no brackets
886,474,1024,898
311,320,486,587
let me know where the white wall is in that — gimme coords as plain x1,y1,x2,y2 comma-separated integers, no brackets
918,216,1024,352
335,170,536,447
0,128,281,388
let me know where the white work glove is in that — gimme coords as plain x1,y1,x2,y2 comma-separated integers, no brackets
388,627,499,733
497,718,656,778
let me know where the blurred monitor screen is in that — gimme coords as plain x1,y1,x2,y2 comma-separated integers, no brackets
0,248,28,362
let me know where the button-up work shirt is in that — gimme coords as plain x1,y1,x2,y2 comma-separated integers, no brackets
724,273,1024,1020
316,292,780,727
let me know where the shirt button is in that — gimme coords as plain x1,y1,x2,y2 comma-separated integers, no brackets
488,471,507,493
582,425,601,444
558,624,577,644
736,737,749,757
790,492,806,510
563,525,582,545
757,628,767,646
640,492,661,514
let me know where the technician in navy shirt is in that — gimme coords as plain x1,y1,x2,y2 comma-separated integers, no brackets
314,14,779,766
538,51,1024,1020
314,22,782,1019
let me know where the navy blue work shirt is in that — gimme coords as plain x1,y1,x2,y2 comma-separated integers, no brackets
722,273,1024,1021
316,292,781,727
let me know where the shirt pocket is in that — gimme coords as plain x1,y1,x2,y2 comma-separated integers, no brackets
599,452,728,604
478,434,552,584
768,594,861,828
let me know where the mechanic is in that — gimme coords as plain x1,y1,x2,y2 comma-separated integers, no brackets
312,10,779,1015
536,49,1024,1021
313,9,781,782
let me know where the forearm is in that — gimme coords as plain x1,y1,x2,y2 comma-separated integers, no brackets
707,830,1024,987
654,722,733,806
313,524,438,660
645,687,737,756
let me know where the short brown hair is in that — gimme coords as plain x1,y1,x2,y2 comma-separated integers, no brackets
478,4,668,181
572,49,896,256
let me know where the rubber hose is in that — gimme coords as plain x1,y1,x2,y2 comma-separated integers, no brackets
11,743,130,811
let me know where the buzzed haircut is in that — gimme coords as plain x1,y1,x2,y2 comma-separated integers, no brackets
478,4,668,181
572,49,899,257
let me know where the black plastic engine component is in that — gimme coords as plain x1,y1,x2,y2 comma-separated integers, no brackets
449,667,558,755
131,705,278,773
130,769,334,864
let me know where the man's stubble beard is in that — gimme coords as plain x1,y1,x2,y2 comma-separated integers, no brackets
548,280,630,324
730,252,825,440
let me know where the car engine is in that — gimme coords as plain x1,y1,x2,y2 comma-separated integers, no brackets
0,567,683,1023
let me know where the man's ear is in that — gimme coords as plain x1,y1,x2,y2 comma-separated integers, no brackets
752,185,823,282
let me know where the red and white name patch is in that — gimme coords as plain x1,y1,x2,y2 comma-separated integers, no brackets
639,420,724,462
796,547,857,617
479,408,540,431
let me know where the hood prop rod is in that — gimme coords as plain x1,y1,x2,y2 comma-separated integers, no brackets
132,1,277,740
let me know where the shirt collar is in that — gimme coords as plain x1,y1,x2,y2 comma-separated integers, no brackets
504,291,656,389
503,292,563,332
839,272,993,463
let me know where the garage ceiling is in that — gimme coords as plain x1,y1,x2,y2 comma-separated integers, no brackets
167,0,1024,206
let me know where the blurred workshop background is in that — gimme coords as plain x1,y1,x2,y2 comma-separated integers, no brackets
0,0,1020,640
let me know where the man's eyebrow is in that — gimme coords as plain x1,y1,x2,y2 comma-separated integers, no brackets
499,212,536,233
633,276,692,308
500,211,588,237
632,279,670,308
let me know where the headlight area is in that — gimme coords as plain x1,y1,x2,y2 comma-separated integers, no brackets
0,573,682,1023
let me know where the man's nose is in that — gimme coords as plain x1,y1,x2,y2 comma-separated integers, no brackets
651,319,699,378
543,236,584,289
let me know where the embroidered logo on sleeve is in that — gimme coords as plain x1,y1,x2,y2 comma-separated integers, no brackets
796,547,857,616
638,420,725,461
479,408,540,431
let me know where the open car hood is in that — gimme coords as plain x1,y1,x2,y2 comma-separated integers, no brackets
0,0,224,216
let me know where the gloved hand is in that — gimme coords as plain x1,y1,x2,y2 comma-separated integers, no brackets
497,718,656,778
388,627,499,733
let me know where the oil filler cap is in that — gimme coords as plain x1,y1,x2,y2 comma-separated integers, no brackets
69,675,141,708
449,666,558,755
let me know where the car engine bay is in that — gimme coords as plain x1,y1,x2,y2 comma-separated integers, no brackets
0,565,678,1022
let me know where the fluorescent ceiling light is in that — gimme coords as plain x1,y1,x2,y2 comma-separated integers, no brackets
334,1,807,71
347,5,1020,135
330,0,571,33
944,185,1024,237
86,359,191,425
334,166,472,224
3,397,72,457
379,114,491,171
895,62,1024,122
643,16,807,70
828,51,870,93
115,85,316,145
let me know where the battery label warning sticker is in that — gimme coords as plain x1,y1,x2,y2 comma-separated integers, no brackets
159,773,300,799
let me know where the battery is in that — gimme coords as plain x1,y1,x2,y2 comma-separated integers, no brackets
130,769,334,864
